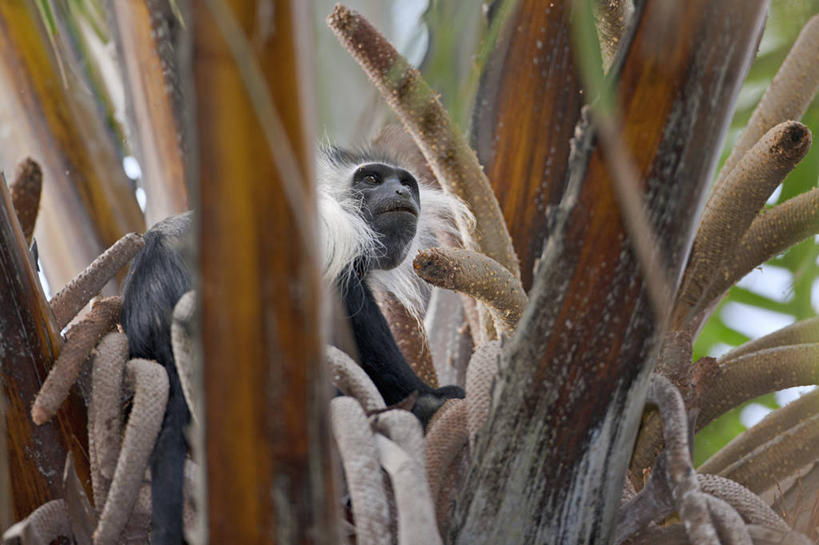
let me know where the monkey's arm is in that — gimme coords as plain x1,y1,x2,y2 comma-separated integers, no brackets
342,272,463,424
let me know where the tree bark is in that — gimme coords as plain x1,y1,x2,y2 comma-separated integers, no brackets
194,1,336,543
0,176,89,520
452,1,769,543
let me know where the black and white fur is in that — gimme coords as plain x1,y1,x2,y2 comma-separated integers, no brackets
120,145,469,544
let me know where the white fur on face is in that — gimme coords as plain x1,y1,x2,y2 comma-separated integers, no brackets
316,150,473,318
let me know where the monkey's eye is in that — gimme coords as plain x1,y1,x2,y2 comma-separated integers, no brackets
362,174,380,185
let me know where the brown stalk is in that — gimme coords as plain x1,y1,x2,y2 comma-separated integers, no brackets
194,1,334,540
375,290,438,388
716,14,819,186
49,233,144,330
699,390,819,480
696,343,819,430
414,248,527,334
703,187,819,305
31,296,121,425
720,317,819,361
327,4,520,280
720,400,819,494
675,121,812,325
10,158,42,245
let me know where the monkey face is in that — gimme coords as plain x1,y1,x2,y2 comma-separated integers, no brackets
352,163,420,270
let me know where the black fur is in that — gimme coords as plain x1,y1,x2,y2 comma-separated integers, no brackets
121,213,192,545
342,266,463,424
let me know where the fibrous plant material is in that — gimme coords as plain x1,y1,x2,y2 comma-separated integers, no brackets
697,474,793,533
696,343,819,429
720,317,819,361
10,157,42,245
375,435,442,545
327,4,520,281
424,399,467,506
373,410,426,471
31,296,122,425
413,248,527,334
716,14,819,186
94,359,169,545
49,233,144,330
675,121,812,324
699,388,819,495
88,333,128,509
464,342,500,451
330,397,390,545
327,346,386,412
1,499,70,544
704,187,819,305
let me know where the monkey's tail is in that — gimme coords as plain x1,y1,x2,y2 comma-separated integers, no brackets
150,345,189,545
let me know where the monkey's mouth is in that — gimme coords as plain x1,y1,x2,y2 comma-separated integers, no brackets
378,203,418,217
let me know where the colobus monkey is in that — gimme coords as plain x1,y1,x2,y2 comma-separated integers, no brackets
120,145,467,544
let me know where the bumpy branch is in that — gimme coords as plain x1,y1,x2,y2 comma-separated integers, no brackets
330,397,390,545
94,359,169,545
704,187,819,305
716,14,819,186
32,296,122,425
326,346,386,412
465,341,500,451
10,158,42,245
414,248,527,334
375,435,442,545
697,474,793,533
647,376,721,545
424,399,468,505
49,233,144,329
699,388,819,495
88,332,128,508
696,343,819,429
676,121,812,322
327,4,520,280
720,317,819,361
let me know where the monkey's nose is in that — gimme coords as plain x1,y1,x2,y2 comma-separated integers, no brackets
396,187,409,197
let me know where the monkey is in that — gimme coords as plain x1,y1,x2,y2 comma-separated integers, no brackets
120,144,468,544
